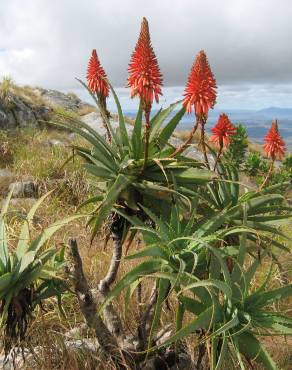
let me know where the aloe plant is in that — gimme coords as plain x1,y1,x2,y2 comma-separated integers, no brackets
48,16,292,369
0,191,80,358
53,81,216,240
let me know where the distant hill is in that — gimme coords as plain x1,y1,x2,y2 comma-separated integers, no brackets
256,107,292,118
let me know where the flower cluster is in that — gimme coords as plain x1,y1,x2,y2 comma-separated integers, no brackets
209,114,236,148
263,120,285,160
86,49,109,99
183,50,217,118
128,17,163,111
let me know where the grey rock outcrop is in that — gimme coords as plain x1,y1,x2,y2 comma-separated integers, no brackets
0,91,51,129
0,84,94,130
34,88,93,112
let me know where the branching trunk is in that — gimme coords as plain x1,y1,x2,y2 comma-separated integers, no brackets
67,230,194,369
99,232,122,294
137,285,158,350
98,216,125,339
67,238,131,369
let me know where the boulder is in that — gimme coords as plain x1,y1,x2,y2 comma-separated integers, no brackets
8,181,38,198
0,169,15,196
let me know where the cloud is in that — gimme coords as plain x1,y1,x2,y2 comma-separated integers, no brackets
0,0,292,108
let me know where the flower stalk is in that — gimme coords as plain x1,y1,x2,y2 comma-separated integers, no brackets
143,107,151,169
213,139,223,171
170,117,199,157
260,120,285,189
87,49,112,143
200,117,210,168
180,50,216,166
260,161,274,190
128,18,163,168
209,113,236,171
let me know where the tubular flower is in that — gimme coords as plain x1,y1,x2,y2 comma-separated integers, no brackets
209,113,236,148
128,17,163,111
263,120,285,160
183,50,217,118
87,49,109,98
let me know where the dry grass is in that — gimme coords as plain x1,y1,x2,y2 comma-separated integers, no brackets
0,77,48,109
174,129,204,145
77,105,97,116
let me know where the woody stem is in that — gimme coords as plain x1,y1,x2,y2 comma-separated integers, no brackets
97,94,112,144
260,160,274,190
170,117,199,158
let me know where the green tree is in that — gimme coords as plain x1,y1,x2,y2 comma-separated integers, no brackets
223,124,248,167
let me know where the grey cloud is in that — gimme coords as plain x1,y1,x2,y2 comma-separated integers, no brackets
0,0,292,91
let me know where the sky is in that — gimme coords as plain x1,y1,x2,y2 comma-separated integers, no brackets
1,0,292,110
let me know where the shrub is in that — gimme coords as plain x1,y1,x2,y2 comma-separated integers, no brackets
223,123,248,167
244,152,263,176
283,154,292,171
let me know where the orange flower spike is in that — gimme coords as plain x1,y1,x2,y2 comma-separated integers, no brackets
209,113,236,148
128,17,163,111
183,50,217,118
87,49,109,98
263,120,286,160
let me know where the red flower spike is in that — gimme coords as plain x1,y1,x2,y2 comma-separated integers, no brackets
87,49,109,98
128,17,163,111
209,114,236,148
263,120,286,160
183,50,217,118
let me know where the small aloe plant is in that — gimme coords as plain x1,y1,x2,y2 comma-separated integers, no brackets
0,190,81,358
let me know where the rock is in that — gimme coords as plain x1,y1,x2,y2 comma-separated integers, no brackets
9,181,38,198
0,169,15,196
68,132,76,140
0,348,30,370
0,339,99,370
0,108,7,123
0,84,94,130
43,139,65,147
0,169,14,178
64,338,99,352
34,88,93,112
170,137,215,166
81,112,117,136
0,91,51,129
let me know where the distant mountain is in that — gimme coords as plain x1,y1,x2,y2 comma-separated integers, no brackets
256,107,292,118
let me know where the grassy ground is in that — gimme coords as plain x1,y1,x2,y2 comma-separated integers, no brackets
0,127,291,369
